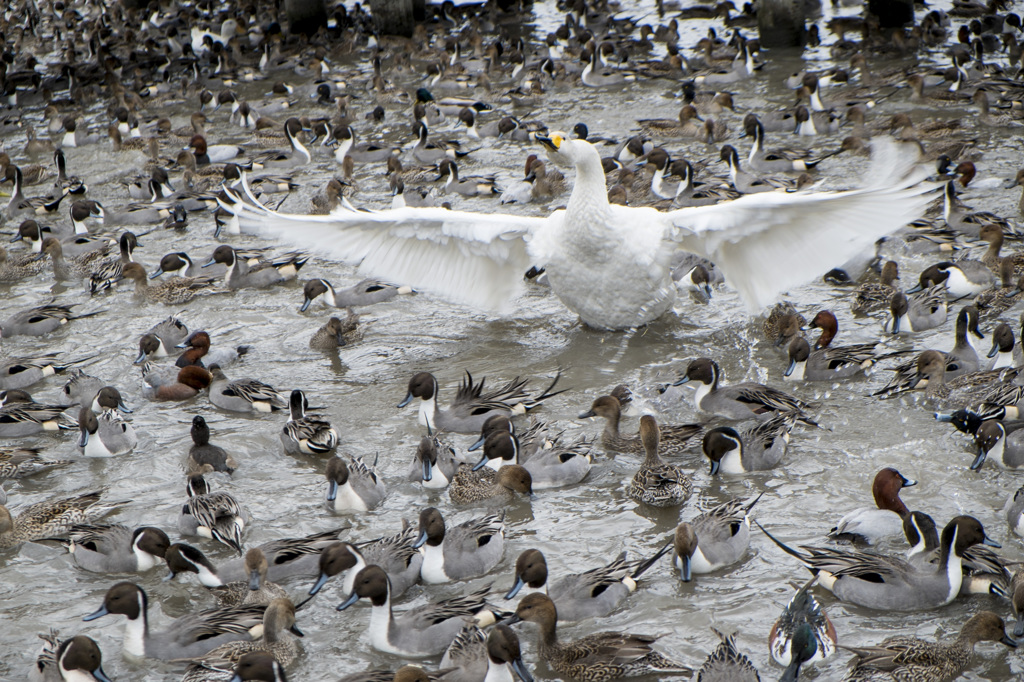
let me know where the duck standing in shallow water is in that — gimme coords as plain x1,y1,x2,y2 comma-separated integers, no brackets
228,137,933,330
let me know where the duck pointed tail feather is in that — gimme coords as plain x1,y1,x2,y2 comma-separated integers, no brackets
754,519,818,576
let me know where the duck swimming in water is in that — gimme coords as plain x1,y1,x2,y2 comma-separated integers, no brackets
225,137,933,331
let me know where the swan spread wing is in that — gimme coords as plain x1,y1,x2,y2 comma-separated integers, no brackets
666,138,936,311
228,179,546,311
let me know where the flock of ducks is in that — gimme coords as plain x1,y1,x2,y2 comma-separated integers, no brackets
6,0,1024,680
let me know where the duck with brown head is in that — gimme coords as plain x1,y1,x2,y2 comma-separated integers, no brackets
336,565,498,657
828,467,917,546
506,593,691,681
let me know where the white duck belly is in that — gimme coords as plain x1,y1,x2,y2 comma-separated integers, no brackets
535,201,676,330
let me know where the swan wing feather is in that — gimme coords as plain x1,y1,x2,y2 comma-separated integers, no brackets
227,179,545,311
667,138,937,311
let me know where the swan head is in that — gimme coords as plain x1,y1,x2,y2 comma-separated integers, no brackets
536,132,593,169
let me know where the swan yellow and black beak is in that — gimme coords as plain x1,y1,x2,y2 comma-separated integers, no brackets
535,133,563,151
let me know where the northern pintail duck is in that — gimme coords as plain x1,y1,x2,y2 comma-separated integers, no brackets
1012,568,1024,636
203,246,308,290
578,395,701,455
208,549,289,608
300,278,412,311
330,124,397,164
440,623,533,682
851,261,901,317
56,524,169,573
188,416,238,475
840,611,1015,682
474,429,594,490
30,634,111,682
0,490,121,549
399,371,564,434
408,435,464,490
150,252,203,278
309,314,361,351
696,628,759,682
449,464,533,505
506,593,691,681
985,322,1022,370
137,317,189,362
0,448,71,480
87,231,140,294
637,107,705,139
625,416,692,507
916,260,995,298
0,245,45,282
504,546,670,622
282,389,338,454
674,495,760,581
179,474,250,554
438,160,500,198
673,358,816,421
1006,486,1024,538
336,565,499,657
2,299,92,337
165,528,344,586
784,310,885,381
410,121,459,165
83,582,265,660
413,507,505,584
0,353,76,392
325,454,385,512
309,527,422,599
119,262,218,305
0,391,76,436
759,515,999,610
41,236,100,280
884,287,948,334
58,371,105,407
769,576,836,681
702,412,797,474
222,652,288,681
971,420,1024,469
78,406,137,457
828,467,917,545
210,367,286,413
182,598,302,674
901,511,1012,599
226,136,932,331
745,117,823,173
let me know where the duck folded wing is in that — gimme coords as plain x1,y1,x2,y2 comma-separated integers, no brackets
666,138,936,311
226,179,544,311
579,632,661,662
801,546,908,580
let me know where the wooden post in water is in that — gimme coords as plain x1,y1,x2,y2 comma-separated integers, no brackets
370,0,416,37
757,0,806,47
285,0,327,34
868,0,914,28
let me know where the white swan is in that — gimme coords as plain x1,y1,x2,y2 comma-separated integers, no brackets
225,136,934,331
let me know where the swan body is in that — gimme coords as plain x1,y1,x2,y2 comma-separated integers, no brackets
226,137,934,331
